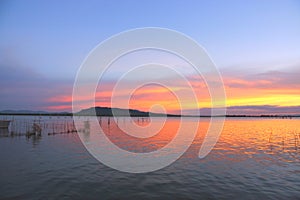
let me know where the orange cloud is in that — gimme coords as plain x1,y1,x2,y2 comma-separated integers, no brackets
45,67,300,114
44,105,72,111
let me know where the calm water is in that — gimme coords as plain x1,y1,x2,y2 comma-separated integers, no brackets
0,116,299,199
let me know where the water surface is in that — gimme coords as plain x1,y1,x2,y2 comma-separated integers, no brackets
0,116,299,199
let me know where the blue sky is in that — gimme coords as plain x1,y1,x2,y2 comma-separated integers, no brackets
0,0,300,113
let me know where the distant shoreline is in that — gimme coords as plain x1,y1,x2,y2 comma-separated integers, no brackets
0,112,299,118
1,106,299,118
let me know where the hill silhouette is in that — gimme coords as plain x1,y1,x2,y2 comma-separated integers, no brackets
76,107,180,117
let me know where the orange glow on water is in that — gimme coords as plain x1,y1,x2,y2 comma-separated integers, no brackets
101,118,181,152
84,117,300,159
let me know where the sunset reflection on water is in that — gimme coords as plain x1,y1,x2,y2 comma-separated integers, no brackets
0,116,299,199
78,117,300,163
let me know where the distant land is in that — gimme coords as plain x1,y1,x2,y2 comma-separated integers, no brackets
76,107,180,117
0,107,299,118
0,107,179,117
0,109,71,116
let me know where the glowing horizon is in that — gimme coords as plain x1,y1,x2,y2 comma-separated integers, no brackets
0,1,299,115
45,70,300,115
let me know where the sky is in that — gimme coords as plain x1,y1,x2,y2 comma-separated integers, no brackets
0,0,300,115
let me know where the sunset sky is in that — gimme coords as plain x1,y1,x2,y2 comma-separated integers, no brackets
1,0,300,115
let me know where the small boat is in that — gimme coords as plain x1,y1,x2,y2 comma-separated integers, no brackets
0,120,11,129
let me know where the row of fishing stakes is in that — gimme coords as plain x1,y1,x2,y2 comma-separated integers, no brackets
268,130,300,151
9,119,42,137
1,117,299,152
47,120,77,135
97,117,150,127
0,118,77,137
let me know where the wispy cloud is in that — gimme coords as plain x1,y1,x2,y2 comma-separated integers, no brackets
0,61,73,111
1,57,300,115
